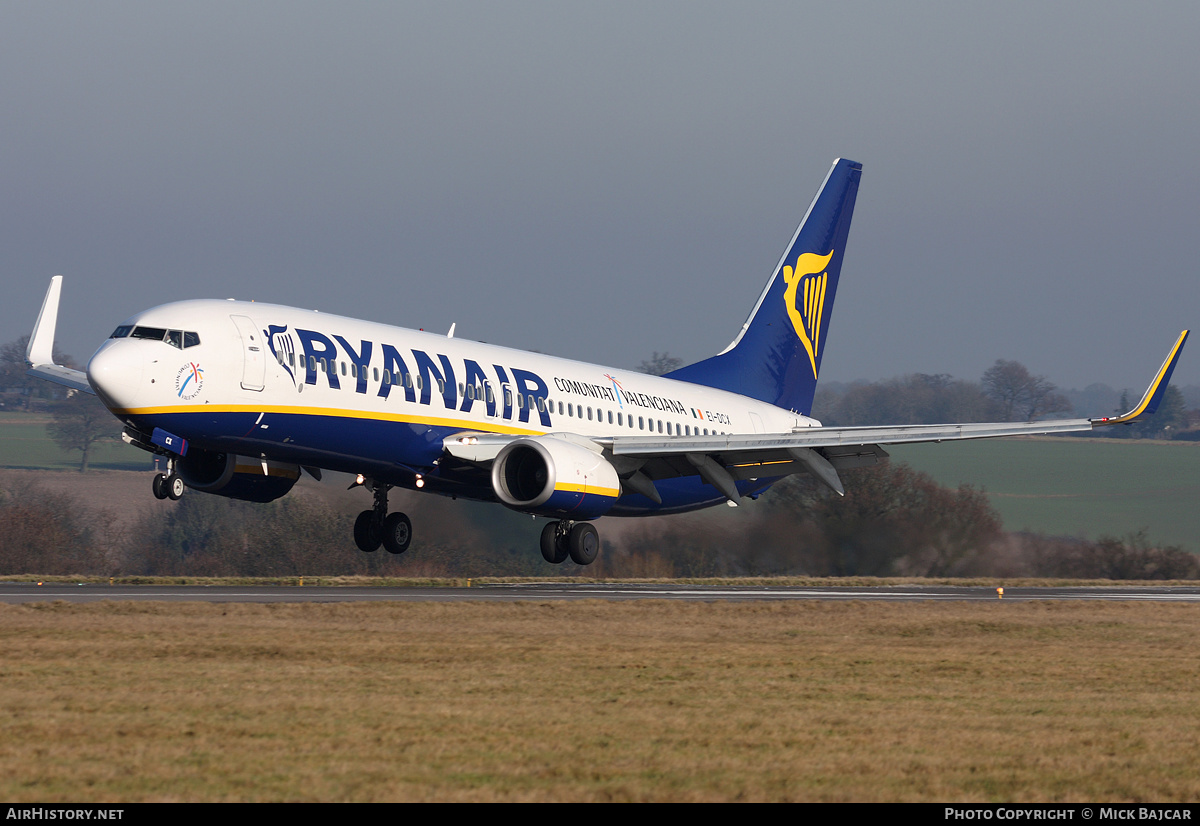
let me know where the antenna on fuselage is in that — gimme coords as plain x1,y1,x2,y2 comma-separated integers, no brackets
447,323,456,339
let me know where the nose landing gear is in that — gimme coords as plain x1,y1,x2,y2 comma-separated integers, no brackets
151,458,184,501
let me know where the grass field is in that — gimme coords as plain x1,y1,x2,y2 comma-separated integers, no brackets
890,438,1200,551
1,599,1198,802
0,413,148,471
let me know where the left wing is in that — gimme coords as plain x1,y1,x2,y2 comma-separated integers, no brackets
26,276,94,395
597,330,1190,500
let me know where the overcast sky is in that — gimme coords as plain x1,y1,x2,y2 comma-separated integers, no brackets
4,2,1198,397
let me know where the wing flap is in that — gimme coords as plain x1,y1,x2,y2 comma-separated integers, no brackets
605,417,1094,459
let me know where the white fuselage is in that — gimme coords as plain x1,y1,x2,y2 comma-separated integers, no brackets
87,299,818,513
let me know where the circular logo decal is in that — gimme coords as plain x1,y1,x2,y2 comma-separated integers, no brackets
175,362,205,400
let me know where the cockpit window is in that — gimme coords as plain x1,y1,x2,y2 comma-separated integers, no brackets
125,326,201,349
110,325,133,338
131,326,168,341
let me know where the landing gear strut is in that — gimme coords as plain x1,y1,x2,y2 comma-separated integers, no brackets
541,520,600,566
151,458,184,501
354,480,412,555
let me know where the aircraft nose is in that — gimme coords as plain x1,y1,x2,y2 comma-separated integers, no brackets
87,341,144,411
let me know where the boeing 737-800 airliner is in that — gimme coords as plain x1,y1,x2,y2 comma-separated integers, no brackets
25,159,1189,566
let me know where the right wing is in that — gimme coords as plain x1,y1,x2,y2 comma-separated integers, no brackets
599,330,1190,501
438,331,1188,505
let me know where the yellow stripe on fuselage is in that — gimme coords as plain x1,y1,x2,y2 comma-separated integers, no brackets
110,403,547,437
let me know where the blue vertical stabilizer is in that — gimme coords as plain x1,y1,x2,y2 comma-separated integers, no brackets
665,158,862,414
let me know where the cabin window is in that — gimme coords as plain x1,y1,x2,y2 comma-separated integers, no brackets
309,356,317,372
110,325,133,338
166,330,183,349
658,420,663,434
638,416,644,430
184,332,200,349
587,407,593,421
536,396,543,412
504,388,512,407
617,412,622,426
437,378,445,393
382,370,390,385
276,351,285,366
373,367,379,382
319,358,327,373
558,402,564,415
351,363,358,379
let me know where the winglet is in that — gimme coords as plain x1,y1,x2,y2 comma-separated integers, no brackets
25,275,95,395
1092,330,1189,426
27,275,63,366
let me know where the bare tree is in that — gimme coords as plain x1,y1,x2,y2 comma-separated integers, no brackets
638,351,683,376
47,393,118,472
1,335,76,410
981,360,1071,421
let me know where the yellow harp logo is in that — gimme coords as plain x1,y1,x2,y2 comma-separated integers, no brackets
782,250,834,378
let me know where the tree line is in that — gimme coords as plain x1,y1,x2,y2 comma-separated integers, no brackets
2,340,1197,579
2,464,1196,580
811,362,1192,439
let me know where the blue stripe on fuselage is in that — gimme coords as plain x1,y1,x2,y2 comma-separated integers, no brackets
125,408,776,516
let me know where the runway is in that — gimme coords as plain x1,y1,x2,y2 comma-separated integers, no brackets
3,582,1200,604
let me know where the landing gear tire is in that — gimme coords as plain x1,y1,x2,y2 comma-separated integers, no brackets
541,522,569,564
152,473,168,500
568,522,599,566
166,474,185,500
354,509,381,552
381,512,412,555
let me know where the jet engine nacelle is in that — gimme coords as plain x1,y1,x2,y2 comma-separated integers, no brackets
491,436,620,519
177,449,300,503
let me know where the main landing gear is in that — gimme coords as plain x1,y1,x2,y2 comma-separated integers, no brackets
151,459,185,501
354,480,412,555
540,520,600,566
